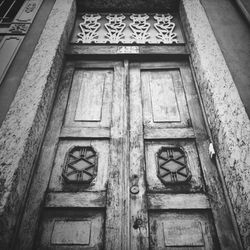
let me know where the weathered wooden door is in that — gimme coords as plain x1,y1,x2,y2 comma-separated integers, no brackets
128,61,238,250
18,60,239,250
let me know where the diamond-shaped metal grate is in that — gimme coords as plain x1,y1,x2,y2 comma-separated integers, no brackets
157,147,191,185
62,146,98,184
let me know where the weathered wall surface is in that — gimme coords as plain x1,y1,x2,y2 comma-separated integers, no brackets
0,0,56,127
201,0,250,120
0,0,76,248
181,0,250,248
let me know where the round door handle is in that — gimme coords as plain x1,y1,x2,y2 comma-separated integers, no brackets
130,185,139,194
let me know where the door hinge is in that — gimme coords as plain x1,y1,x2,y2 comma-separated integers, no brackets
209,143,216,160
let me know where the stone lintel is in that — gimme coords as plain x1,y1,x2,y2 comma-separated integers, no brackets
180,0,250,248
0,0,76,248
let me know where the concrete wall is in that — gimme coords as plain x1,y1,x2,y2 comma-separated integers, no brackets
201,0,250,119
181,0,250,248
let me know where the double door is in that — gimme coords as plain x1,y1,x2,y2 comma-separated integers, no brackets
17,60,239,249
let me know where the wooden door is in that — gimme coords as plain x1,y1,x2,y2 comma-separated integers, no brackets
17,60,239,250
129,61,239,250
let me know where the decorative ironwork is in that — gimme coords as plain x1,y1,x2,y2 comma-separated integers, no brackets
157,147,191,185
154,14,178,44
75,13,181,44
77,14,101,43
62,146,98,184
105,14,126,43
129,14,150,43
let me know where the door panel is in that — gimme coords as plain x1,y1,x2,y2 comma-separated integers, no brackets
149,212,219,250
37,209,105,250
65,65,113,128
49,140,109,192
141,66,191,128
17,60,239,250
74,71,106,122
149,72,181,122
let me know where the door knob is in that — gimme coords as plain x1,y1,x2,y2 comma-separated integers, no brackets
130,185,139,194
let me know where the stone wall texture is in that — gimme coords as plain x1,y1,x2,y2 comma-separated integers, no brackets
181,0,250,248
0,0,76,248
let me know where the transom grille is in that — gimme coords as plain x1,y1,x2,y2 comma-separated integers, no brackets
70,12,185,44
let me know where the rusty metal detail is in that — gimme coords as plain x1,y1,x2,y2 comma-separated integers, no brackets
77,14,101,43
157,147,191,185
154,14,178,44
62,146,98,184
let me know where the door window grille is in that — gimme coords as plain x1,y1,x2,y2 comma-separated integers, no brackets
0,0,26,25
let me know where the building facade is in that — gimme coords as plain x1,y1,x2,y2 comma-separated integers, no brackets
0,0,250,249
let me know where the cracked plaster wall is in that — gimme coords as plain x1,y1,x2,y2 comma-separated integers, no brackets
181,0,250,248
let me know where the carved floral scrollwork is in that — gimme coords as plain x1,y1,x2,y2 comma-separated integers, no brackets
77,14,101,44
9,24,29,34
154,14,178,44
105,14,126,44
25,2,36,13
129,14,151,44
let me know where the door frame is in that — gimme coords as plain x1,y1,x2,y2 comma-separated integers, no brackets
15,58,240,250
0,0,246,248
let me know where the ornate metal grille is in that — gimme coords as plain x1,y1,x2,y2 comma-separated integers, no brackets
77,14,101,43
154,14,178,44
157,147,191,185
62,146,98,184
129,14,151,43
73,13,183,44
105,14,126,43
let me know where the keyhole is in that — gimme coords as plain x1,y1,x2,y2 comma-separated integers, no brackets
133,218,143,229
